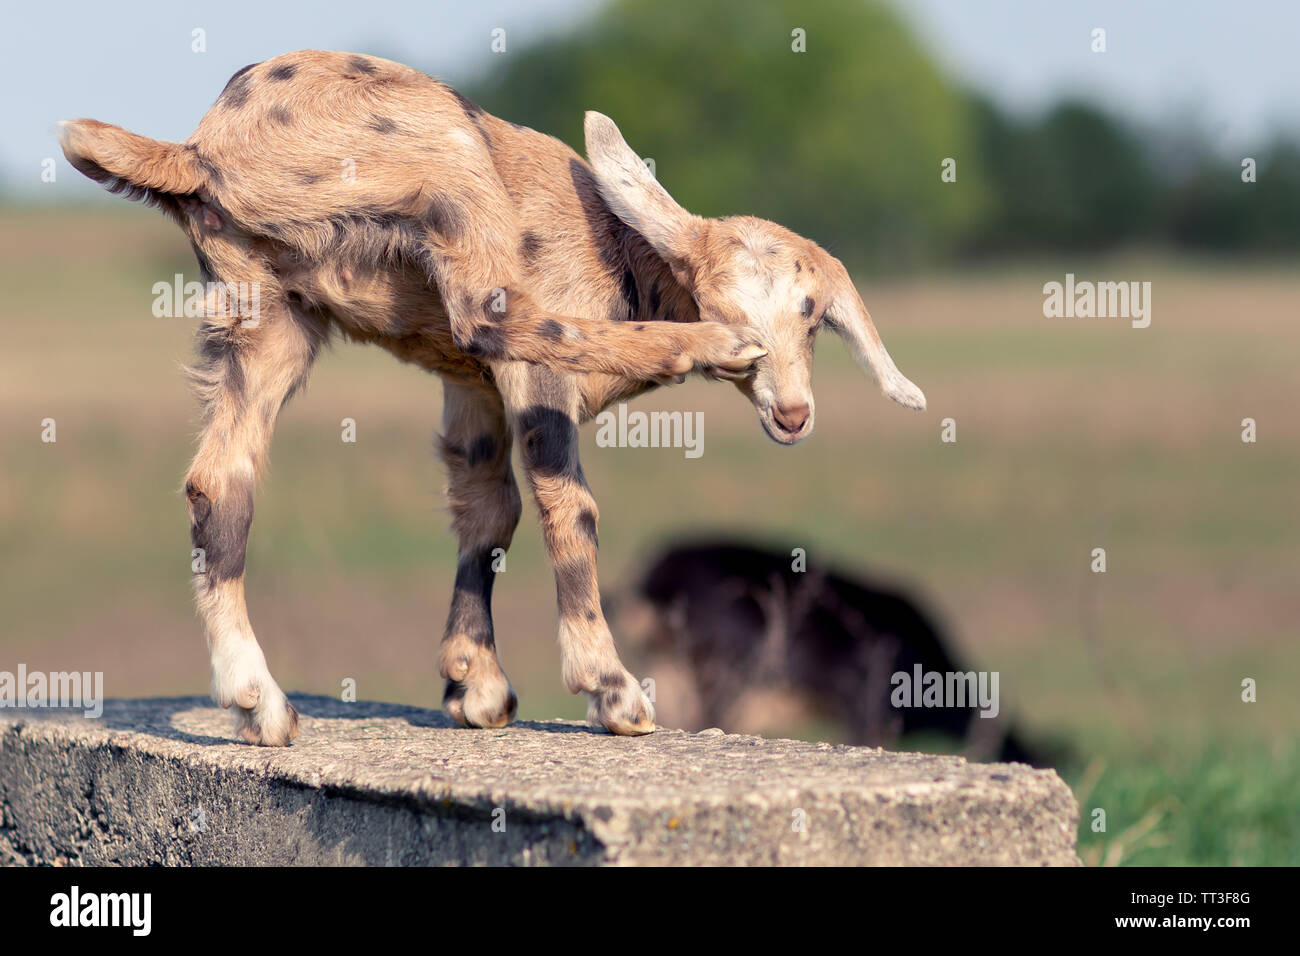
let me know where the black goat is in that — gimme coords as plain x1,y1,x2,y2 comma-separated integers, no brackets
613,540,1045,765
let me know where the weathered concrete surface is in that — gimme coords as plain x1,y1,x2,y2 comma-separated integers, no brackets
0,696,1080,866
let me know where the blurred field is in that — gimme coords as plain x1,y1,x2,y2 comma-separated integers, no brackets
2,203,1296,864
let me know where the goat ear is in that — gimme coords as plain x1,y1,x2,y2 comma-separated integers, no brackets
821,253,927,411
584,111,699,262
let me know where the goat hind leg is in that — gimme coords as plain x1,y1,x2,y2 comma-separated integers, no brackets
437,382,521,728
186,308,319,746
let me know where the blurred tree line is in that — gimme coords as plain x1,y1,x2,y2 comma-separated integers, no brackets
462,0,1298,271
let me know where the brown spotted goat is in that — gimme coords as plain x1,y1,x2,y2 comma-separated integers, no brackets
59,50,925,745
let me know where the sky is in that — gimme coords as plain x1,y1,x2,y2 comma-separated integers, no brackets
2,0,1297,196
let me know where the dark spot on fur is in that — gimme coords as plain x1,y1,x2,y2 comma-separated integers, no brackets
517,405,574,478
293,169,322,186
801,296,815,318
218,63,259,108
200,162,223,188
795,260,802,273
346,56,377,75
619,268,639,319
597,672,629,694
471,118,493,150
519,230,544,265
186,477,254,582
466,434,499,467
268,63,297,81
195,322,246,407
540,319,565,342
578,509,599,548
185,482,209,521
252,219,284,242
268,106,293,126
360,207,405,229
367,114,398,134
446,548,501,646
450,87,485,119
462,324,506,359
634,324,646,332
554,559,593,619
425,195,466,242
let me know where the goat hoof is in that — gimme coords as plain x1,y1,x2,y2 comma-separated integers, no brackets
233,691,299,747
586,673,657,736
443,675,518,729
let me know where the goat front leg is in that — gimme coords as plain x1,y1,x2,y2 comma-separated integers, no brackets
185,303,321,746
497,363,656,735
415,192,763,379
448,285,764,381
436,381,521,728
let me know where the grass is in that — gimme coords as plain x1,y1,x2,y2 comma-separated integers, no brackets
1074,740,1300,867
1,202,1296,865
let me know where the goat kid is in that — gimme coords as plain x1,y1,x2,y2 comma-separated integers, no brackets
59,50,925,744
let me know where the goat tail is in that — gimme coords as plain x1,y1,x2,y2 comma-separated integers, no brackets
58,119,209,203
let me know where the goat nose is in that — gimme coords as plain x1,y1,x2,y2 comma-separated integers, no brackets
773,403,810,434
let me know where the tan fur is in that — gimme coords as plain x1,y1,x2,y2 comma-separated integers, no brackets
59,51,924,742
